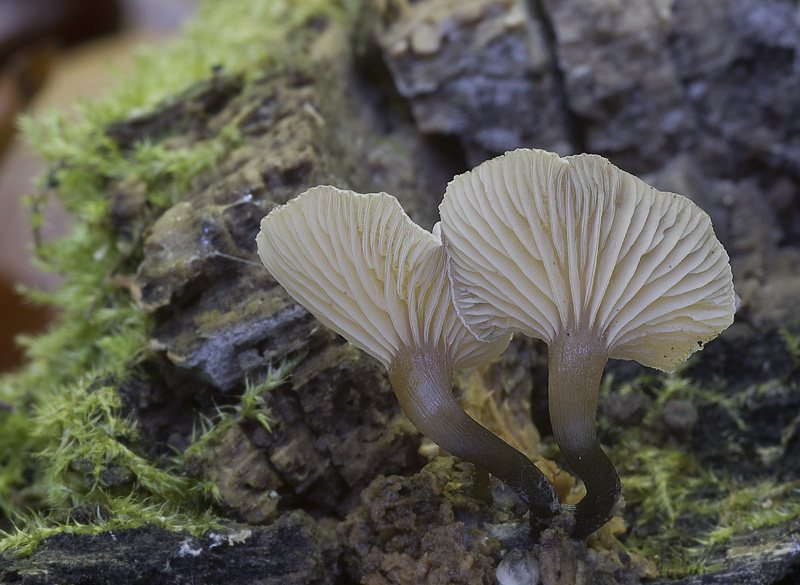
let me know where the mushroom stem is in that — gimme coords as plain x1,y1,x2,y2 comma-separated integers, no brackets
547,331,621,538
389,347,560,530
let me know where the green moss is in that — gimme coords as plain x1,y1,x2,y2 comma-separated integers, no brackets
0,402,44,520
599,364,800,578
179,355,304,464
0,0,353,556
0,497,222,557
0,357,298,556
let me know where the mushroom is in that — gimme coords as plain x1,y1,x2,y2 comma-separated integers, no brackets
256,185,560,527
439,149,736,537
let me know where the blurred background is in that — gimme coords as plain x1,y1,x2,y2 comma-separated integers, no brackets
0,0,197,372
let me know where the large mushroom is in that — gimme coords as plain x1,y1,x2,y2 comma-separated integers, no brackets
439,148,736,537
256,185,560,527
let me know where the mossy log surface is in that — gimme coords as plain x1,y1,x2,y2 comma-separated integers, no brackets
2,1,800,584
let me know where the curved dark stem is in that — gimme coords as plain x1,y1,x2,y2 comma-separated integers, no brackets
389,349,560,534
548,331,622,539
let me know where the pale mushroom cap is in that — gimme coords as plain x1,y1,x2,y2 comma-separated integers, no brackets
440,149,735,372
257,185,509,371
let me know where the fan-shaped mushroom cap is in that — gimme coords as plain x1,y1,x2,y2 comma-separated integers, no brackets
257,185,509,370
440,149,735,372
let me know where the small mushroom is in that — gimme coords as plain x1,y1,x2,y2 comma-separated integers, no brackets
256,185,560,526
440,149,736,537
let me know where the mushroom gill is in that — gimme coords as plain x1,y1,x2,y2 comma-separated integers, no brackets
257,185,560,528
440,148,736,537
